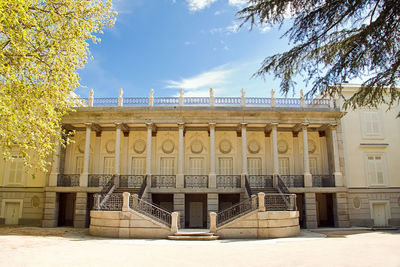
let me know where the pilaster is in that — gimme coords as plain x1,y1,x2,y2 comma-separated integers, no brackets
302,123,312,187
304,192,318,228
74,192,87,228
80,123,91,187
176,123,185,188
271,123,279,187
208,123,216,188
42,191,58,227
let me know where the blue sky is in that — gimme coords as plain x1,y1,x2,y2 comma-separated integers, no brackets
77,0,300,98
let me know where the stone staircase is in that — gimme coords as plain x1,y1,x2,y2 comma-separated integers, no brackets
113,187,140,194
168,230,219,241
253,188,289,211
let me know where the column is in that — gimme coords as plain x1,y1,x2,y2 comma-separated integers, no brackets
74,192,87,228
146,123,152,188
330,124,343,186
302,123,312,187
122,131,129,174
49,138,61,187
115,123,121,175
271,123,279,187
305,192,318,228
241,123,247,188
176,123,184,188
80,123,91,187
209,123,216,188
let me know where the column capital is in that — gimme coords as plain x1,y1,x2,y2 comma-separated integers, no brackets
84,122,93,128
329,123,337,130
115,122,122,129
301,122,309,129
209,122,216,129
271,122,278,129
241,122,248,128
177,122,185,129
145,122,153,128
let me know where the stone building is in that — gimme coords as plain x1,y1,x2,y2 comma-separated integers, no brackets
0,84,399,236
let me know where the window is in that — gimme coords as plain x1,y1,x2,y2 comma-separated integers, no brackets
5,156,24,185
103,157,115,174
160,157,175,175
309,158,318,175
189,157,204,175
248,158,261,175
365,154,386,186
278,157,290,175
218,157,233,175
131,157,146,175
360,110,383,138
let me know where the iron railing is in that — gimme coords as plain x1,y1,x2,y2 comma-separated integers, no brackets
100,175,115,194
88,174,114,187
280,175,305,188
96,193,122,211
312,175,335,187
130,195,172,227
184,175,208,188
151,175,176,188
138,175,147,199
248,175,273,188
265,193,296,211
217,198,257,227
119,175,145,188
245,175,252,198
216,175,241,188
57,174,80,187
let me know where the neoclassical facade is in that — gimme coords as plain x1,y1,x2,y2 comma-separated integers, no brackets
0,85,399,233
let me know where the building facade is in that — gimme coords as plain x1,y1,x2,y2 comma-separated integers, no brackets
0,85,399,231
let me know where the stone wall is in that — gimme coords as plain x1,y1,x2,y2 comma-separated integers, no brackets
215,210,300,239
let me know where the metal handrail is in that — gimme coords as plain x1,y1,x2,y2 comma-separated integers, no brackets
244,175,252,198
184,175,208,188
130,195,172,227
119,174,145,188
138,175,148,199
216,198,257,227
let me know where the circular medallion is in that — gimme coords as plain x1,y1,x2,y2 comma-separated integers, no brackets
219,139,232,154
133,140,146,154
353,197,361,209
31,196,40,208
191,140,203,154
248,140,260,154
162,140,175,154
278,140,289,154
105,140,115,153
308,139,316,154
77,140,85,153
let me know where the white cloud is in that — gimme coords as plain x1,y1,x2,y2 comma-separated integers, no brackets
228,0,247,7
214,10,222,15
226,21,240,34
184,41,194,45
259,25,271,33
187,0,217,11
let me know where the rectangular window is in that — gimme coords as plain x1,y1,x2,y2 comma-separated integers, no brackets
278,157,290,175
248,157,261,175
361,110,383,138
218,157,233,175
366,154,385,185
131,157,146,175
160,157,175,175
309,158,318,175
6,156,24,185
103,157,115,174
189,157,204,175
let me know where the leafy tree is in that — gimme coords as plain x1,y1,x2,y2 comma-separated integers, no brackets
238,0,400,109
0,0,116,171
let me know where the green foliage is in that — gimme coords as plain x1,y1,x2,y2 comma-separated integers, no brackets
0,0,116,172
238,0,400,109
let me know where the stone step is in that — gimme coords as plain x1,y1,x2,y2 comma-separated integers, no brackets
168,234,219,241
173,232,214,236
113,187,140,193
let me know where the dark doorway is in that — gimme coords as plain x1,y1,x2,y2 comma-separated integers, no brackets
185,194,207,228
296,193,306,228
218,194,240,211
58,193,76,226
152,194,174,212
316,193,334,227
85,193,95,228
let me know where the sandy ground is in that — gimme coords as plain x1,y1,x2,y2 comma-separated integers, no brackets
0,227,399,267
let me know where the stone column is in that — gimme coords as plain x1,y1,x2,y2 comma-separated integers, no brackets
330,124,343,186
240,123,248,188
80,123,91,187
176,123,184,188
122,131,129,174
305,192,318,228
302,123,312,187
209,123,216,188
146,123,152,188
292,132,300,174
115,123,122,175
271,123,279,187
49,139,61,187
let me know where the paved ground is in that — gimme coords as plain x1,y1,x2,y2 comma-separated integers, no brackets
0,227,399,267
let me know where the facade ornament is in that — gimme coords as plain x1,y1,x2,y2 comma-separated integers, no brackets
210,88,215,107
300,89,305,108
271,89,276,107
118,88,123,107
88,89,94,107
179,89,184,106
149,88,154,107
241,88,246,107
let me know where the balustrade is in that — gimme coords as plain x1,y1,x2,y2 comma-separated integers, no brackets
216,175,241,188
265,193,296,211
123,97,149,106
312,175,335,187
184,175,208,188
280,175,305,187
305,98,330,107
57,174,80,187
88,174,114,187
214,97,241,106
245,97,270,106
183,97,209,105
217,198,256,226
130,195,172,226
153,97,179,106
94,193,123,211
119,175,145,188
92,97,118,107
151,175,176,188
248,175,273,188
275,98,301,107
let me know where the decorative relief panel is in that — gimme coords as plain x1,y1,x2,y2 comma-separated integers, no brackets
31,196,40,208
190,140,203,154
105,139,115,153
162,140,175,154
77,140,85,153
247,140,260,154
277,140,289,154
353,197,361,209
219,139,232,154
133,140,146,154
308,139,317,154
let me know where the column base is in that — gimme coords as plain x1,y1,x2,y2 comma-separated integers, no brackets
334,172,343,187
272,173,279,188
79,172,88,187
49,173,58,187
176,173,184,188
208,173,216,188
304,173,313,187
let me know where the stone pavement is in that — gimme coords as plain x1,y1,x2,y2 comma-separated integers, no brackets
0,227,399,267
